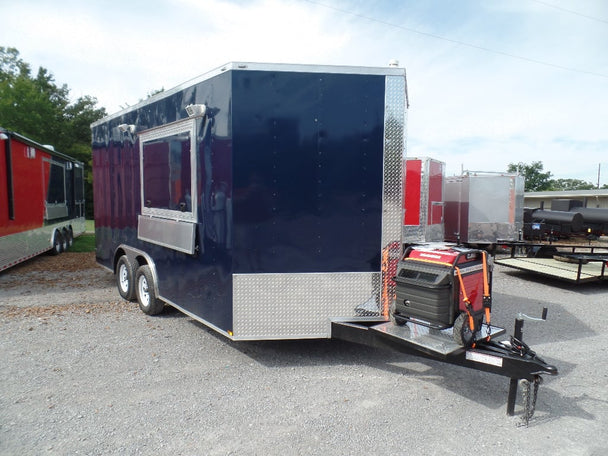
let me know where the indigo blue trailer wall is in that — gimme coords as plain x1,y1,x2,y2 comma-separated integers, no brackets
92,62,407,340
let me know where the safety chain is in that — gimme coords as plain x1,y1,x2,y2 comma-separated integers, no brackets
519,376,542,427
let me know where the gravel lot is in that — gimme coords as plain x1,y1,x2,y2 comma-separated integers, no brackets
1,251,607,455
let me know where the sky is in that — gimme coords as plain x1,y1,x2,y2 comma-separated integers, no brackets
1,0,607,185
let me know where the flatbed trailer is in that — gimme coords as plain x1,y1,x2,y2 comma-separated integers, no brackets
495,243,608,283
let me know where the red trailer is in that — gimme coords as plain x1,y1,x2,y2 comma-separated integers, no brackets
0,128,85,271
402,157,445,244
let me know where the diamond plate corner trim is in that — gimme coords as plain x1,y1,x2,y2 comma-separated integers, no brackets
383,75,406,248
381,75,407,314
232,272,380,340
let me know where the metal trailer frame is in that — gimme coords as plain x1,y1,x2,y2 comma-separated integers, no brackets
0,128,86,271
331,315,557,424
92,62,408,341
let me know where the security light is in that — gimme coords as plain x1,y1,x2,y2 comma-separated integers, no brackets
117,124,136,133
185,104,207,117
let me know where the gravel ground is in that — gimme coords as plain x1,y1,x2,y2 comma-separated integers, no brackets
1,251,607,455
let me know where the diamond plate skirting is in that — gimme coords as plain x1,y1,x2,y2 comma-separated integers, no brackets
232,272,380,340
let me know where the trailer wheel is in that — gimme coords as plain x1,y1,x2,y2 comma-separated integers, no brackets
116,255,136,301
453,313,475,347
65,228,74,248
62,228,71,251
135,265,164,315
51,231,63,255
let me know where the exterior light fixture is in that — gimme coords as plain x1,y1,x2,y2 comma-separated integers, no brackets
117,124,136,133
185,104,207,117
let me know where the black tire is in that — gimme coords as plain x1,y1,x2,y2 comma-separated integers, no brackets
65,228,74,248
135,265,164,315
389,300,407,326
453,312,475,347
116,255,136,301
51,231,63,255
61,229,70,251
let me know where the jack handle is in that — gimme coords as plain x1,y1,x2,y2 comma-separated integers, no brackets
517,307,548,322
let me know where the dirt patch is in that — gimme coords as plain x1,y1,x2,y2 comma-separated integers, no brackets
0,301,133,320
3,251,99,274
0,251,118,309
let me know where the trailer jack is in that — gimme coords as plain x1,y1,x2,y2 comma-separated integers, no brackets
331,308,558,425
502,308,556,426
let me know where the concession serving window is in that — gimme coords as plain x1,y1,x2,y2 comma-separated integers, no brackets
44,159,69,220
137,119,198,254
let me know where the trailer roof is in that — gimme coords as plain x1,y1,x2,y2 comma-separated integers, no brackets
0,127,84,165
91,61,407,127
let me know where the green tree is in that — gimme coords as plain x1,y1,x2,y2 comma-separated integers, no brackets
549,178,596,191
507,161,553,191
0,47,106,218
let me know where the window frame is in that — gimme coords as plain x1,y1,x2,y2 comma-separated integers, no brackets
138,119,198,223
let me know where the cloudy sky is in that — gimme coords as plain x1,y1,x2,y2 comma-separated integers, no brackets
2,0,607,185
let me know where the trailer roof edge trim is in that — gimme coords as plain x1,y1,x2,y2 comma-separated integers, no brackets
0,127,84,165
91,61,408,127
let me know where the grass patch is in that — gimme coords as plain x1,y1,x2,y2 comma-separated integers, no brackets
85,219,95,233
71,234,96,252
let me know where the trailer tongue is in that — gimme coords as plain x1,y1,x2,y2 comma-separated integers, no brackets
332,314,557,426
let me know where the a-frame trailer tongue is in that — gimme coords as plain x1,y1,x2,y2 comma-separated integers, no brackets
331,313,557,425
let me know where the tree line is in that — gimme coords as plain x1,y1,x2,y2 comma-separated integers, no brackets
507,161,608,192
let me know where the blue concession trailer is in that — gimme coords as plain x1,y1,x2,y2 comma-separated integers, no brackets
92,62,407,340
92,63,559,421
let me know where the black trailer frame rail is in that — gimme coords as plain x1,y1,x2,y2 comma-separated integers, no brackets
331,318,557,423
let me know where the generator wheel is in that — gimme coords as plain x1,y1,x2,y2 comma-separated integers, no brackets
389,301,407,326
135,265,164,315
116,255,136,302
453,313,475,347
